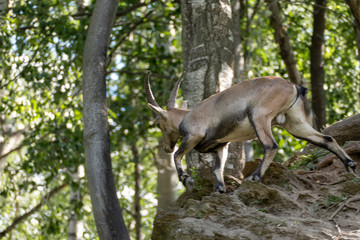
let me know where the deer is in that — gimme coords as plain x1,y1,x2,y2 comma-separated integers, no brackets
145,71,357,193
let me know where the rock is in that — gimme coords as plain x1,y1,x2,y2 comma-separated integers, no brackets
152,160,360,240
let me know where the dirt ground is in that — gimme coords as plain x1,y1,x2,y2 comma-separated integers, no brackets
152,144,360,240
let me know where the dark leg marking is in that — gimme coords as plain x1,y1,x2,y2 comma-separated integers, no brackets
173,134,202,190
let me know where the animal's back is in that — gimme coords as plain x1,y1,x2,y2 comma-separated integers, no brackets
180,76,297,148
185,76,295,124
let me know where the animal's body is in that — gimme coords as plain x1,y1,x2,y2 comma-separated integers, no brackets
146,73,357,192
180,76,296,153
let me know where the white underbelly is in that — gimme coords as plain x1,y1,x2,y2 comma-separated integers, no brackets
219,117,257,143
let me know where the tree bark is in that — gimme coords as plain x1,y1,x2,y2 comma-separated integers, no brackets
156,139,178,209
321,113,360,145
345,0,360,62
181,0,243,186
311,0,327,130
266,0,302,85
232,0,245,84
82,0,129,239
232,0,254,162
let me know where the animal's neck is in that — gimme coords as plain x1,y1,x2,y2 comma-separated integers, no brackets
168,108,190,132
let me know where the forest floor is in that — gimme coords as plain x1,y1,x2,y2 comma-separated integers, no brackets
152,142,360,240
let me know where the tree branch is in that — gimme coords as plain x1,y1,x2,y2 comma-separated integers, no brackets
107,10,153,66
0,184,68,239
116,0,158,17
70,0,159,19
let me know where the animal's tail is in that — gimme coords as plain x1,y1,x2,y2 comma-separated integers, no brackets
296,84,313,125
296,85,308,99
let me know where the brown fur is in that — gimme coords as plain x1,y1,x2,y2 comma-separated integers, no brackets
147,75,357,193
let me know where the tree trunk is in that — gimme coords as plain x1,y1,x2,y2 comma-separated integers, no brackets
321,113,360,145
232,0,254,162
131,143,141,240
181,0,244,187
311,0,327,130
68,167,84,240
266,0,314,126
266,0,302,85
232,0,245,84
82,0,129,239
346,0,360,62
156,139,178,209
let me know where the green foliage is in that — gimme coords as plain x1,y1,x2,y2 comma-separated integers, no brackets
0,0,359,239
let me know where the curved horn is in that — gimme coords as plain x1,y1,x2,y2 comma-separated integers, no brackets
167,71,186,109
145,71,160,107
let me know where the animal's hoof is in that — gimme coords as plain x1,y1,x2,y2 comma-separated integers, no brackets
348,161,357,167
180,174,194,190
348,161,357,173
245,174,261,182
215,183,226,193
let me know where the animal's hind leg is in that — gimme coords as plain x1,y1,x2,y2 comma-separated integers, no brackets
247,115,278,181
285,111,357,172
174,134,203,189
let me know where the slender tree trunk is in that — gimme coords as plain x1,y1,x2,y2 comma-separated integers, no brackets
266,0,302,85
266,0,314,125
311,0,327,130
345,0,360,62
156,139,178,209
181,0,244,187
131,143,141,240
82,0,129,239
232,0,245,84
68,166,84,240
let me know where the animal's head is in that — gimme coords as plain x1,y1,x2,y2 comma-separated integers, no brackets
145,71,185,153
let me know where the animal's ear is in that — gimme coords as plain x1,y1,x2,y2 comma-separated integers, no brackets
148,103,167,119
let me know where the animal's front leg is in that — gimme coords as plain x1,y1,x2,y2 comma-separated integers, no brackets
174,134,203,190
214,143,229,193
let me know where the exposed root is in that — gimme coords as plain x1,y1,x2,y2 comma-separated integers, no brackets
331,219,343,240
329,195,360,221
